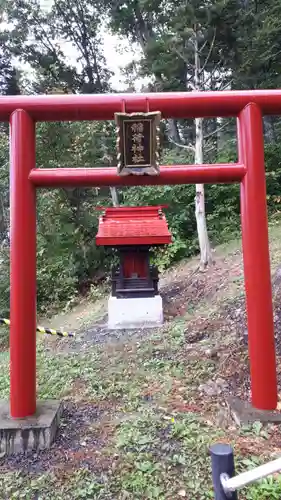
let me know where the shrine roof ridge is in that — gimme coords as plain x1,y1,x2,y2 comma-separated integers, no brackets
96,205,172,246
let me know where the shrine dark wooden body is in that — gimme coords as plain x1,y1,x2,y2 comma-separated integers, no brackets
96,206,172,298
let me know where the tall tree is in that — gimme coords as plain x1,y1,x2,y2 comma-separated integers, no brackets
105,0,238,268
2,0,111,94
0,41,20,243
0,50,21,96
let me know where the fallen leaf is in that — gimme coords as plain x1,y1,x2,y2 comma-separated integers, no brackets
178,489,186,497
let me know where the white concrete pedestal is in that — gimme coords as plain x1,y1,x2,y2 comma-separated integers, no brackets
108,295,163,330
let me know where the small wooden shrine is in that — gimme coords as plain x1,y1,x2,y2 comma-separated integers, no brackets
95,111,170,328
96,206,172,317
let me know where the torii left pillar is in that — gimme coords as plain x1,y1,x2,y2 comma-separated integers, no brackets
0,110,62,457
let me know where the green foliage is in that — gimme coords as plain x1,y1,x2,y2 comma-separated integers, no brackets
1,254,281,498
124,146,240,269
0,120,117,321
246,476,281,499
1,1,281,497
0,325,220,499
3,0,110,94
1,0,281,322
264,143,281,212
1,132,281,318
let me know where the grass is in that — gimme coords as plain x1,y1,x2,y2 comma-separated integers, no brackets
1,232,281,499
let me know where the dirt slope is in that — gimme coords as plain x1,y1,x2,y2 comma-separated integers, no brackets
1,226,281,499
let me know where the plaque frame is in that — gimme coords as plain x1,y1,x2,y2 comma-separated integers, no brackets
114,111,161,176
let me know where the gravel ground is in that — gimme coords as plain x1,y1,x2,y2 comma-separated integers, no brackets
53,257,239,354
0,403,103,474
56,320,165,355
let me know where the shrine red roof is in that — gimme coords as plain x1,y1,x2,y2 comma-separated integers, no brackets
95,206,172,246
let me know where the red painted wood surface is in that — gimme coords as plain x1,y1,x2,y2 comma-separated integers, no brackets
9,89,279,417
96,206,172,246
122,251,148,278
29,164,246,187
3,90,281,121
10,110,37,418
238,104,277,409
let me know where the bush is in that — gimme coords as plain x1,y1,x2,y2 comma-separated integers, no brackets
1,139,281,317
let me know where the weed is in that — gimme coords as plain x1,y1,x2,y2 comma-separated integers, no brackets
239,421,270,439
2,231,281,499
245,476,281,499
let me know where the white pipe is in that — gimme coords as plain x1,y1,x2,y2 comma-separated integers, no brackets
221,457,281,493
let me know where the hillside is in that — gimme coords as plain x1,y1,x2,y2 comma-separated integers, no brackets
1,222,281,499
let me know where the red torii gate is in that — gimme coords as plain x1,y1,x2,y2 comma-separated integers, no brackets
5,90,280,418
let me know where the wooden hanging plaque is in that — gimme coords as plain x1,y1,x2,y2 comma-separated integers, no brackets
115,111,161,176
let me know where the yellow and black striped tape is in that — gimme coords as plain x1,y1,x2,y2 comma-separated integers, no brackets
0,318,75,338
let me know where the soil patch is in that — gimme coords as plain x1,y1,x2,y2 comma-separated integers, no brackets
0,402,107,474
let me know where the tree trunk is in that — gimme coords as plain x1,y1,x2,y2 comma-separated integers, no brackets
194,27,213,270
194,117,213,270
167,119,181,143
110,187,119,207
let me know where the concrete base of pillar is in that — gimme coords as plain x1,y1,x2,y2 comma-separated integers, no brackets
108,295,164,330
0,400,62,456
227,396,281,425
